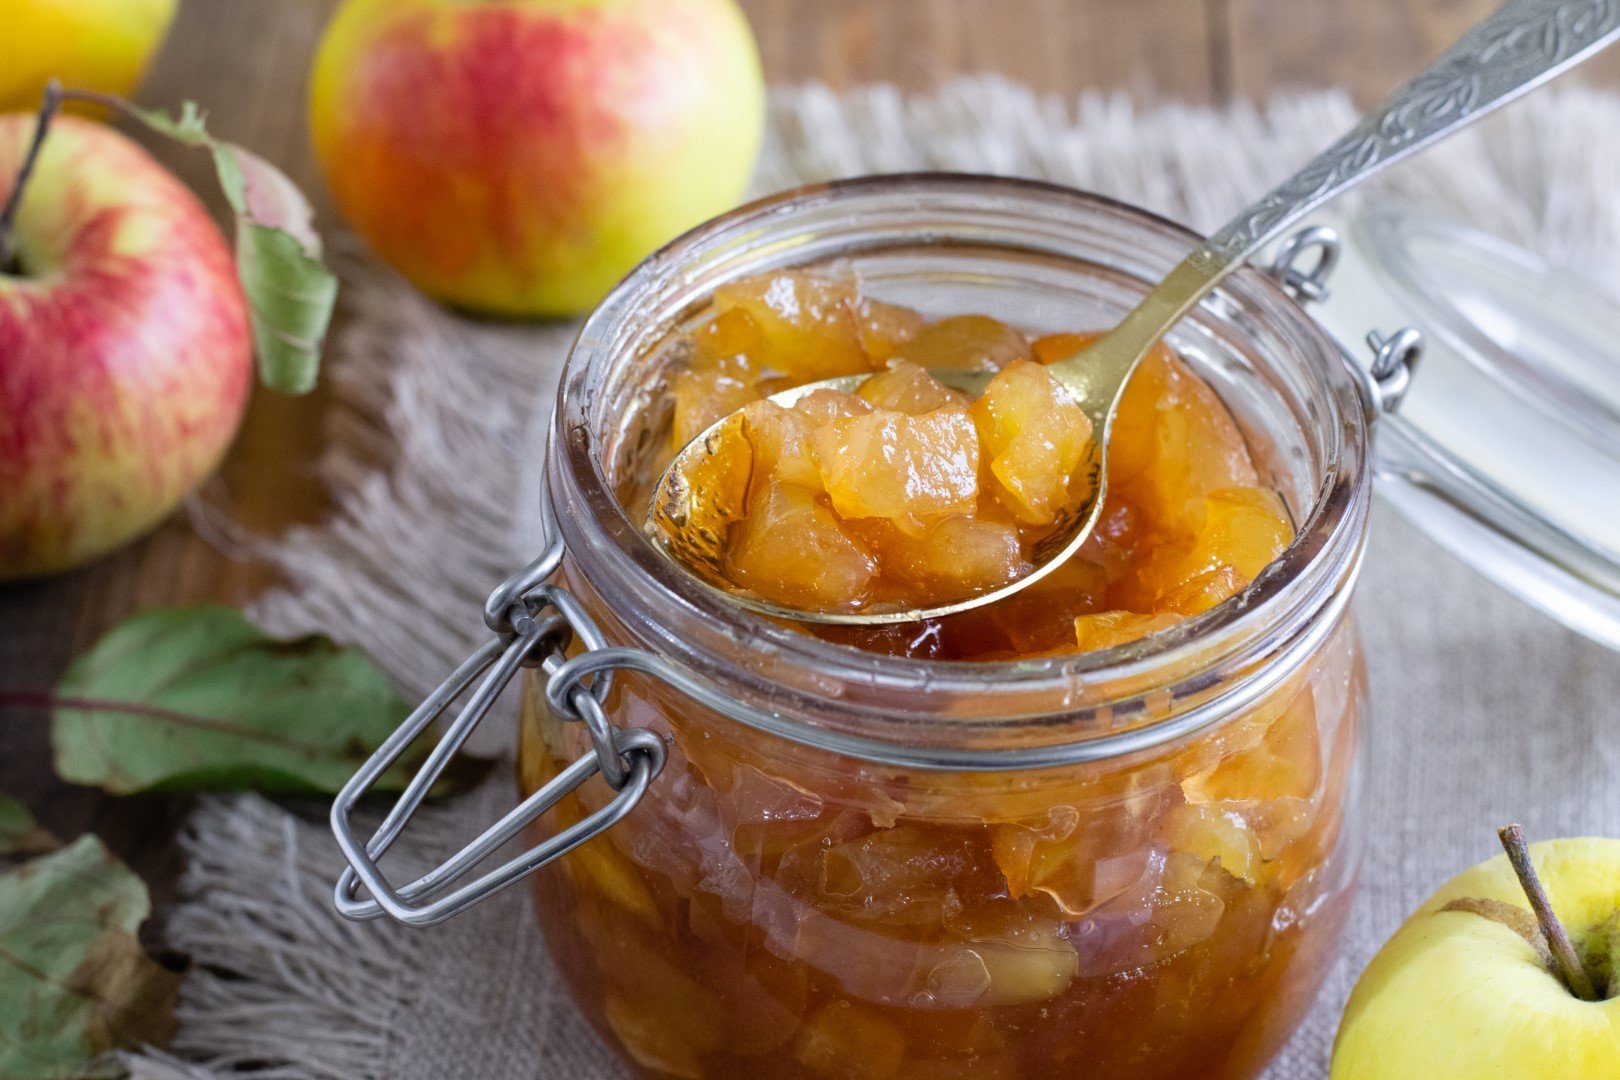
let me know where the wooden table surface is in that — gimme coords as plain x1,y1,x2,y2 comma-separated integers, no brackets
4,0,1618,887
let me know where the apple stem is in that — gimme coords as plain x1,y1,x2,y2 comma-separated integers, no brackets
1498,823,1599,1001
0,78,63,275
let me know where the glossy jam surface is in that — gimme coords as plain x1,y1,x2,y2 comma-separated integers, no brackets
521,268,1360,1079
657,270,1293,648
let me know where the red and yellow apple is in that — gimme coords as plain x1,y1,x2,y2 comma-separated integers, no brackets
1332,836,1620,1079
0,113,253,580
308,0,765,317
1,0,179,115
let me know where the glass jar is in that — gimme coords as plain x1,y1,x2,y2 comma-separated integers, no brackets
514,176,1372,1080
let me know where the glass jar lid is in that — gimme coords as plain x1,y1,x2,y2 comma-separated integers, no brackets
1299,201,1620,649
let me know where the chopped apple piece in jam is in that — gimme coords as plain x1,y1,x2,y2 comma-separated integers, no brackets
888,515,1029,592
853,295,926,362
692,307,766,368
673,367,760,448
713,270,872,379
741,400,821,492
858,360,971,414
1161,802,1261,882
970,359,1093,525
1107,345,1259,520
1183,693,1323,805
1030,330,1104,365
948,912,1079,1006
726,481,879,608
895,314,1029,371
1153,565,1247,616
793,1001,906,1080
795,387,874,425
812,408,979,534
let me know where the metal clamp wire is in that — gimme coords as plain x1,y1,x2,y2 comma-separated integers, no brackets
341,729,664,926
336,629,532,883
1364,326,1425,412
332,558,660,925
573,691,629,789
484,538,565,635
521,583,615,709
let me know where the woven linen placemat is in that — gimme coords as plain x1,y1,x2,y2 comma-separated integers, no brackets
125,78,1620,1080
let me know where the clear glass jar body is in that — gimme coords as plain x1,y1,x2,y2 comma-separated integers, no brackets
519,177,1372,1080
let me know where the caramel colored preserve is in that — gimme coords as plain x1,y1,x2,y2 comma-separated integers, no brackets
519,269,1363,1080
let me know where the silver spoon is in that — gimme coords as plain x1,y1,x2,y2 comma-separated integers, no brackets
650,0,1620,626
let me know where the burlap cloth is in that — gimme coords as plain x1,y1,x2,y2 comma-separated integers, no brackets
127,80,1620,1079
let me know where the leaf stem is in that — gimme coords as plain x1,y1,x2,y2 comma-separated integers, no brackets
1498,823,1599,1001
0,79,63,275
55,87,135,114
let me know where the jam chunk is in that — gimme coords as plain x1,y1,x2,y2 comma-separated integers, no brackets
674,367,760,448
1073,610,1183,650
812,408,980,534
1116,487,1293,614
970,359,1093,526
713,270,872,379
793,1001,906,1080
888,515,1029,592
741,400,822,491
1108,345,1259,521
858,361,971,414
853,296,926,363
726,481,879,608
895,314,1029,371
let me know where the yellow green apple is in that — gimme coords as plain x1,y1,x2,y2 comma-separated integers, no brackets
0,113,253,579
1332,835,1620,1079
307,0,765,317
0,0,179,115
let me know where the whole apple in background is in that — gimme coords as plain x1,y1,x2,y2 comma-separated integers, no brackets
1332,831,1620,1079
308,0,765,317
0,112,253,580
1,0,179,114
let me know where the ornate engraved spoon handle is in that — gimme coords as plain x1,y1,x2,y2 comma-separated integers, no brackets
1089,0,1620,390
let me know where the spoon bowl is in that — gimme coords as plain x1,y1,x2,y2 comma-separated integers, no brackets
647,363,1107,625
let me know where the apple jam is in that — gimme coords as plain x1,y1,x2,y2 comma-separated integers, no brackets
523,181,1370,1080
660,270,1294,651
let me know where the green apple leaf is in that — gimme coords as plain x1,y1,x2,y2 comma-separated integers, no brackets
0,836,184,1079
0,796,58,858
50,605,486,796
128,100,336,395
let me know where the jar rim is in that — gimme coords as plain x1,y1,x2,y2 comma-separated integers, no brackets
550,173,1371,768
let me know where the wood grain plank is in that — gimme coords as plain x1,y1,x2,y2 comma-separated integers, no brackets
1226,0,1620,105
736,0,1221,100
